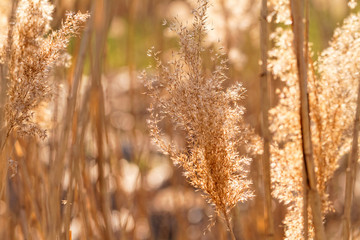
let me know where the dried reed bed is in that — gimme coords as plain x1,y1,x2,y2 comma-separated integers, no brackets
0,0,360,240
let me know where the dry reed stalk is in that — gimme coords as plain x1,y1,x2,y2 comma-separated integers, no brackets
62,78,93,239
0,0,17,199
289,1,325,239
74,94,93,239
302,148,309,240
62,87,79,239
259,0,274,239
58,64,98,239
343,78,360,239
61,15,97,238
127,0,139,163
18,152,46,239
303,0,309,238
224,210,236,240
89,0,114,239
47,15,89,240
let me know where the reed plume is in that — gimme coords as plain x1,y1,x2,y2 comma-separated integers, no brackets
3,0,88,140
268,0,360,238
145,0,259,237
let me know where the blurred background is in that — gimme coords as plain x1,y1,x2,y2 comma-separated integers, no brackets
1,0,360,239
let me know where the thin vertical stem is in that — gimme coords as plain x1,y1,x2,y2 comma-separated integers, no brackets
224,210,236,240
49,9,92,240
90,0,114,239
0,0,18,203
303,0,310,239
259,0,274,239
289,0,326,239
127,0,138,162
343,78,360,239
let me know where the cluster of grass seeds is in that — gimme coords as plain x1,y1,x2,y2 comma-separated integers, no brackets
2,0,88,142
145,0,260,237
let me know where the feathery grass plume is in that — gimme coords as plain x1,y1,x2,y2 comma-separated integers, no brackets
268,1,360,239
316,13,360,239
3,0,89,139
145,0,259,236
312,13,360,206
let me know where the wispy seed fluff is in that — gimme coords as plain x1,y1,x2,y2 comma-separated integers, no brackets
145,0,260,229
4,0,89,139
268,1,360,239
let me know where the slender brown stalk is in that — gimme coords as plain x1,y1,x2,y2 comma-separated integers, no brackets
259,0,274,239
223,210,236,240
0,7,15,222
18,154,46,239
303,0,310,239
63,91,91,240
343,77,360,239
0,0,17,125
127,0,138,162
289,1,325,239
302,154,309,240
0,0,17,198
90,0,114,239
49,11,91,240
